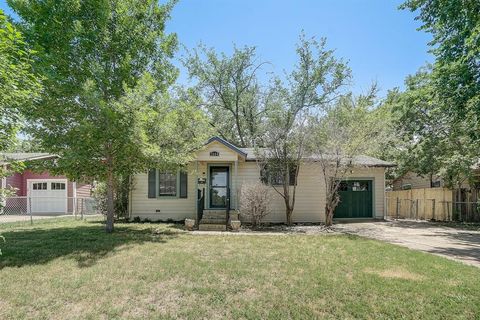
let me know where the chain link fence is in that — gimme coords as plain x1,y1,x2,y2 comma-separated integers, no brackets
0,196,101,224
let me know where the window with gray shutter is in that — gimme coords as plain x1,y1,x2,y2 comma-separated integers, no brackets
179,171,188,198
148,169,156,198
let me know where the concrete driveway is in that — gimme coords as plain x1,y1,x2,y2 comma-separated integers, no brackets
335,220,480,268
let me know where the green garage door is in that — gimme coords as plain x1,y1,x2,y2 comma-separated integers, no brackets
334,180,373,218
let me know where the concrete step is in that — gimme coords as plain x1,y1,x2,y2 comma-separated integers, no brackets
200,218,227,224
201,216,226,221
202,213,227,220
198,223,226,231
203,210,226,216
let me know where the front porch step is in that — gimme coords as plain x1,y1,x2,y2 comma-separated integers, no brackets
202,210,226,217
200,218,227,224
198,223,227,231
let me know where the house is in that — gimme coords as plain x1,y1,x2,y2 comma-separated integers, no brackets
129,137,395,229
1,153,92,214
392,167,480,191
392,172,445,190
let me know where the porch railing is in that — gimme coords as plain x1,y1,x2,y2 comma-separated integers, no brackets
226,187,230,228
197,188,205,223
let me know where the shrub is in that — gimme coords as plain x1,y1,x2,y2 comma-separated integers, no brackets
92,176,131,219
132,216,141,223
239,182,272,228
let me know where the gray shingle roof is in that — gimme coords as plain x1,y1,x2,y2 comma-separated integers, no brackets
0,153,57,164
239,148,395,167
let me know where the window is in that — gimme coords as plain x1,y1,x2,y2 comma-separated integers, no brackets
32,182,47,190
260,164,297,186
352,181,369,191
431,180,441,188
210,151,219,157
402,184,412,190
158,172,177,196
51,182,66,190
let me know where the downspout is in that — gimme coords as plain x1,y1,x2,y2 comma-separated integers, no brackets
128,175,132,219
234,160,238,210
383,169,386,220
195,161,198,221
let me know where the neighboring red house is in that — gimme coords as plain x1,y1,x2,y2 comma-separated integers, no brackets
1,153,92,214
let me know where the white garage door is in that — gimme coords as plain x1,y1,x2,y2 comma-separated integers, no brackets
28,180,67,213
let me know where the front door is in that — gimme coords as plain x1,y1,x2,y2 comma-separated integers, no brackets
209,166,229,208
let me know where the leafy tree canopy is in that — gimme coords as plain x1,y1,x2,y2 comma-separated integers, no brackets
397,0,480,186
184,44,269,147
0,9,41,151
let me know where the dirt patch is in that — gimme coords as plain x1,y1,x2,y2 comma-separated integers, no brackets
364,267,425,281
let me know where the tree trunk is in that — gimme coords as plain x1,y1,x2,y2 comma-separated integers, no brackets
286,206,293,226
105,168,115,233
325,205,334,227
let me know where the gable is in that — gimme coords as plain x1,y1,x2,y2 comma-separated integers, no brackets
196,141,244,162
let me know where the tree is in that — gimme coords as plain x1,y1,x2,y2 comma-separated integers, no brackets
0,8,41,252
184,45,269,147
0,9,41,151
389,67,477,190
398,0,480,186
8,0,209,232
309,88,386,226
258,34,350,225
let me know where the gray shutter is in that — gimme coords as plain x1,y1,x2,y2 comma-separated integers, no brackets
148,169,156,198
179,171,188,198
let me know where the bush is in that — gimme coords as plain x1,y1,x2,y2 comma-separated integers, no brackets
239,182,272,228
132,216,141,223
92,176,131,219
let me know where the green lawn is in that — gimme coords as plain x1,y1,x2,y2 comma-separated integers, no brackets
0,218,479,319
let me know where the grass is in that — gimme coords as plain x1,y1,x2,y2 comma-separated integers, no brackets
0,218,479,319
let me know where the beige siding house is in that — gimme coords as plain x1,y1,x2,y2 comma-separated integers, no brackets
129,137,394,228
392,172,444,191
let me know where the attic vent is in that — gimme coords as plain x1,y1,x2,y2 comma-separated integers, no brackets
210,151,219,157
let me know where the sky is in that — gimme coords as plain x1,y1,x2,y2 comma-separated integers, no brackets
0,0,433,97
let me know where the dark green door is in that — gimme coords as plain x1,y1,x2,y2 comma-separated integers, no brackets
334,180,373,218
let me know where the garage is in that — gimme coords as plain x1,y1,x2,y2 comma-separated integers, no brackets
334,180,373,218
28,179,67,213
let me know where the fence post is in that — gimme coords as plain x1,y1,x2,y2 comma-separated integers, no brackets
415,199,419,220
81,198,84,220
28,196,33,225
409,200,413,219
447,201,451,221
73,196,76,217
431,199,436,221
396,197,399,219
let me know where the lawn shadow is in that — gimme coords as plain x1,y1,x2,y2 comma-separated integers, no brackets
0,222,180,269
421,231,480,265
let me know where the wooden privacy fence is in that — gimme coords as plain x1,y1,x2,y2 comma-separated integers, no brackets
386,188,454,221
